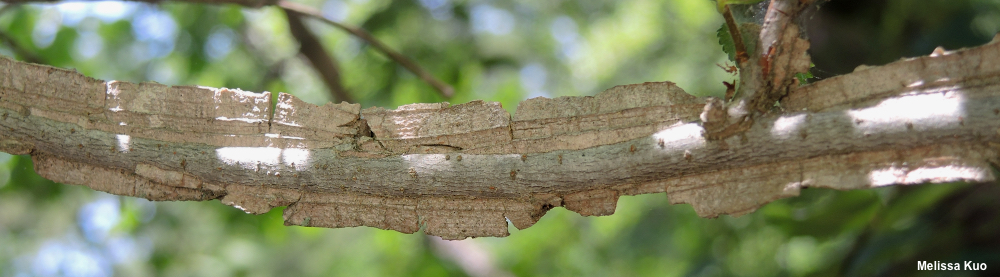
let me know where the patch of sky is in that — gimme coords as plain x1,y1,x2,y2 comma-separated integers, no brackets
72,19,104,60
470,4,514,35
77,196,121,243
419,0,454,20
105,236,153,265
31,8,61,48
36,2,138,54
31,238,112,277
74,31,104,60
91,2,137,23
18,195,156,277
205,26,237,61
550,15,582,60
54,2,87,26
131,7,177,58
520,63,550,99
55,1,137,26
322,0,350,22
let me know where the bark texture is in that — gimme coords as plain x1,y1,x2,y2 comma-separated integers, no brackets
2,37,999,239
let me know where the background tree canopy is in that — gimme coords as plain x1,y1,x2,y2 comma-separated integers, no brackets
1,0,999,276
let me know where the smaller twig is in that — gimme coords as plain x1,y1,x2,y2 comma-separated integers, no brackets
0,29,45,64
253,59,287,94
278,0,454,98
704,0,811,141
0,3,47,64
722,5,749,66
237,22,290,94
0,4,45,64
285,11,352,103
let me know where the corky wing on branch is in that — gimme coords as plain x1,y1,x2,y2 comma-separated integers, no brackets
2,0,1000,238
2,34,999,238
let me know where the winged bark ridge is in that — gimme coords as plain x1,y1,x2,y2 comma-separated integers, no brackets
1,3,999,240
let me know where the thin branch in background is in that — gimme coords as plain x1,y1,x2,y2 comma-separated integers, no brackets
237,22,290,94
278,0,455,98
256,60,286,91
0,4,45,64
285,11,352,103
0,29,44,65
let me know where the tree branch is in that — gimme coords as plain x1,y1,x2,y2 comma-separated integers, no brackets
285,11,352,103
1,34,999,239
277,1,455,98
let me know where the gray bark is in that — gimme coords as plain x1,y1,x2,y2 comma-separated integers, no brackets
0,0,997,239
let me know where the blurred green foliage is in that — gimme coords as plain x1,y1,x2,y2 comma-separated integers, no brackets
1,0,999,276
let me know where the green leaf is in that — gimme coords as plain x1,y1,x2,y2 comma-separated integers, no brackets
795,63,816,85
795,72,813,85
717,23,737,62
